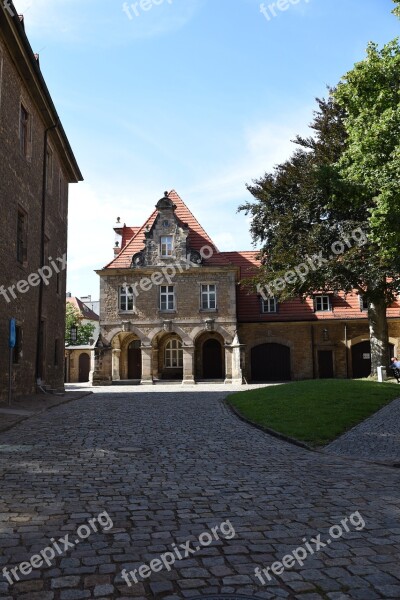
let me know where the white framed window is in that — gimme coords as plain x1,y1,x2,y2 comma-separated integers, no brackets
201,284,216,310
160,285,175,311
119,285,135,311
165,338,183,368
314,295,331,312
160,236,173,257
261,297,277,313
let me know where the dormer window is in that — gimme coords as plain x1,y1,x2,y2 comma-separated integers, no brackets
161,236,173,257
314,295,331,312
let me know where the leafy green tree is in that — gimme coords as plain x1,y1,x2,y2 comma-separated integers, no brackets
332,34,400,373
240,67,400,375
393,0,400,18
65,302,95,346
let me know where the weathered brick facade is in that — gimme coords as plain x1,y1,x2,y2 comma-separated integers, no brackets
0,4,82,400
95,191,400,385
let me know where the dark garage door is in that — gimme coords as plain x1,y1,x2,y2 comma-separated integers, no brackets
351,341,371,378
352,341,394,378
251,343,291,382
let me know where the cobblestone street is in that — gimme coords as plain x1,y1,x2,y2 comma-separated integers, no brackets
0,385,399,600
325,397,400,465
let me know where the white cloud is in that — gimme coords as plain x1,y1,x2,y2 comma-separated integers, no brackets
183,115,312,205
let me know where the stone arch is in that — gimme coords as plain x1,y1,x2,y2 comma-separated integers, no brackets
148,325,192,346
108,326,150,349
191,324,233,345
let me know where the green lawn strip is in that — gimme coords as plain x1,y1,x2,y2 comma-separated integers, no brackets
228,379,400,447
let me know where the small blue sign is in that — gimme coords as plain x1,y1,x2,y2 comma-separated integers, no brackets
9,318,16,349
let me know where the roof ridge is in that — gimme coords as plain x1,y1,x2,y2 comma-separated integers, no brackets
168,189,219,252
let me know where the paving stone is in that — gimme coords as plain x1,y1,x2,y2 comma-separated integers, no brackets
51,576,81,589
149,581,174,595
325,397,400,462
17,594,54,600
12,580,44,592
373,584,400,597
93,584,115,596
59,591,91,600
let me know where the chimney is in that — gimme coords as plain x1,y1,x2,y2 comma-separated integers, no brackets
114,240,121,257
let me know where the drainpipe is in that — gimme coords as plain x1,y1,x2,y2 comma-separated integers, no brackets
35,121,58,383
311,324,315,379
344,323,349,379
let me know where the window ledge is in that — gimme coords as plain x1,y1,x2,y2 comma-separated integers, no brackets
199,308,218,313
158,310,177,314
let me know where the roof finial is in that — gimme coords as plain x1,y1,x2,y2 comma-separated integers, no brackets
164,191,168,197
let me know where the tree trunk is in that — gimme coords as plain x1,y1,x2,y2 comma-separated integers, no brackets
368,297,389,376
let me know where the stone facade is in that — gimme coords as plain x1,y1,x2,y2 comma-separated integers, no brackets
0,5,82,400
95,193,242,385
95,191,400,385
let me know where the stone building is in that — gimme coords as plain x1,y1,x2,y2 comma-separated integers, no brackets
94,190,400,385
95,191,242,384
65,295,99,383
0,3,82,400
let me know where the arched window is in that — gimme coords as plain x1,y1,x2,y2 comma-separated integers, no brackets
165,339,183,368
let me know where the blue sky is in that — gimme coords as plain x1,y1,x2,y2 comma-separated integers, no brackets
13,0,399,300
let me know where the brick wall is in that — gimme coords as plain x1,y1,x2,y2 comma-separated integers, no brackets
0,25,78,400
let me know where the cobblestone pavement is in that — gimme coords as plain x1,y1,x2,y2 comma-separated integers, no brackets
0,385,399,600
325,398,400,464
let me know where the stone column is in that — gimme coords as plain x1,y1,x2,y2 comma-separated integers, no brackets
112,349,121,381
228,332,244,384
88,349,96,384
182,345,195,385
141,346,153,385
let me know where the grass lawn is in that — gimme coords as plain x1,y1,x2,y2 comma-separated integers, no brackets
228,379,400,447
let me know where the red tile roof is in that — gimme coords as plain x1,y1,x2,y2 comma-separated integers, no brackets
104,190,232,269
222,251,400,322
67,297,99,321
121,226,140,249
